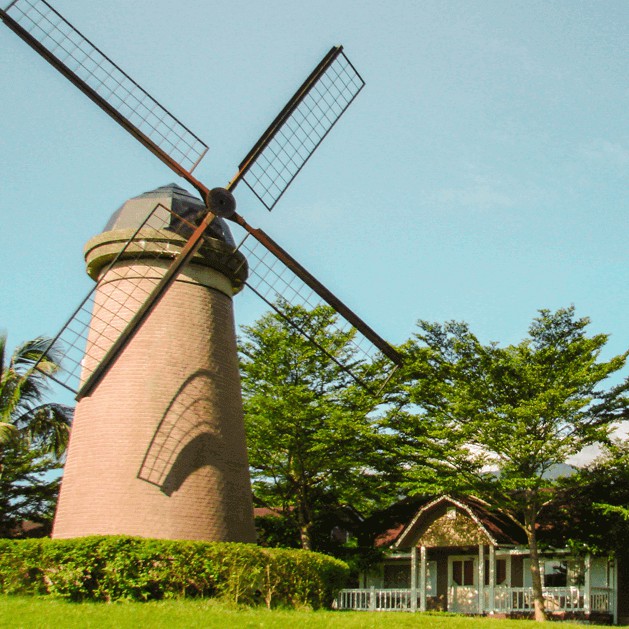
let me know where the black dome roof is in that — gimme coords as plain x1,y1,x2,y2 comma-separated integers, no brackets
103,183,236,247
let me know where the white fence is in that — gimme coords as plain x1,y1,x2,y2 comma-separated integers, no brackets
591,587,613,612
488,586,613,613
335,588,419,611
489,586,584,612
336,586,613,614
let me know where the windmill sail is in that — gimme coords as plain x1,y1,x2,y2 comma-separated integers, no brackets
4,0,400,398
42,198,400,398
228,46,365,210
232,218,402,373
36,202,222,397
1,0,209,183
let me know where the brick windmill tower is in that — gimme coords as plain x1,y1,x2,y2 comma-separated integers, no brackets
2,0,402,542
52,184,255,541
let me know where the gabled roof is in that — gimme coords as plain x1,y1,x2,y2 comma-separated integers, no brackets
360,496,431,548
395,495,524,549
253,507,288,519
394,496,525,548
361,495,526,549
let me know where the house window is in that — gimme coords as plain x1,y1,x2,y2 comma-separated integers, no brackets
383,560,437,593
543,560,568,587
384,563,410,588
524,559,584,588
452,559,474,586
590,557,608,588
484,558,507,585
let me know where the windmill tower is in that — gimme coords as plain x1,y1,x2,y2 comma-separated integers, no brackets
52,184,255,541
2,0,402,542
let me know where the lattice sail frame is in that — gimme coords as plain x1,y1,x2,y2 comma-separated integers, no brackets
235,232,395,391
2,0,208,174
232,46,365,210
43,203,398,397
4,0,401,396
41,204,180,395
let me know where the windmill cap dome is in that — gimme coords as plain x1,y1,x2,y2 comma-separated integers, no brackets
103,183,236,247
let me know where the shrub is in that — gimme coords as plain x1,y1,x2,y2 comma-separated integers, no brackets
0,536,348,607
0,538,46,595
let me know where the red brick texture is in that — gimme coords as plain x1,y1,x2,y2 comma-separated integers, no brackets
52,233,256,542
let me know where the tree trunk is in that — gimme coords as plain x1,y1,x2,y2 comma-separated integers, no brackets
524,510,547,622
299,520,312,550
297,486,312,550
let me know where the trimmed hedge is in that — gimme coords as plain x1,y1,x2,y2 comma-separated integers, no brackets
0,536,348,607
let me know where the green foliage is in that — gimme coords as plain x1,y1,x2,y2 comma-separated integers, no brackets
0,333,73,536
239,303,388,550
385,307,629,619
255,514,301,549
0,441,63,537
387,307,629,519
0,334,72,452
0,538,47,595
0,536,349,608
546,440,629,555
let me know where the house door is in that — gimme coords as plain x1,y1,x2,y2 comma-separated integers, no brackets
449,556,478,614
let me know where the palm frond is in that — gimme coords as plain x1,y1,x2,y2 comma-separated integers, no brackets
23,404,73,458
0,421,18,445
0,333,73,459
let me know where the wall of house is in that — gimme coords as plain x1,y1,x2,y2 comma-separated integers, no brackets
364,563,384,588
618,554,629,624
418,505,487,547
364,557,408,588
414,503,491,612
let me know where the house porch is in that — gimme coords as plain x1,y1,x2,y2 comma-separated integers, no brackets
335,584,614,623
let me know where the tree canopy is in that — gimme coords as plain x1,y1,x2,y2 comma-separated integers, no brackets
239,303,388,551
385,306,629,620
0,333,73,537
545,440,629,555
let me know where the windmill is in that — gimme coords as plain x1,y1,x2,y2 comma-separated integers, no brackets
1,0,402,542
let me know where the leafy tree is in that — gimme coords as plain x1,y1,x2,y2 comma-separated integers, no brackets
254,512,301,549
385,307,629,621
0,333,73,536
546,440,629,555
239,303,387,551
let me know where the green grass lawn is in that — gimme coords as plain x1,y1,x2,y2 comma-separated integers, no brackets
0,597,615,629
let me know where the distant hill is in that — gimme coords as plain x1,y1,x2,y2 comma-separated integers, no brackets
542,463,577,479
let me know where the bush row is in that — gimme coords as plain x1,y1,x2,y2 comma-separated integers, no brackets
0,536,348,607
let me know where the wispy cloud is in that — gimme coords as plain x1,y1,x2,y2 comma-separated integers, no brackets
429,171,515,212
580,139,629,169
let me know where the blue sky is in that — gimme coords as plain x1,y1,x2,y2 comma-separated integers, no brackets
1,1,628,425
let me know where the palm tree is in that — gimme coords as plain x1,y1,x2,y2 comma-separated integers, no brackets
0,333,72,458
0,332,72,536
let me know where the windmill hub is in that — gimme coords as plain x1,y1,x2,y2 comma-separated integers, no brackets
208,187,236,218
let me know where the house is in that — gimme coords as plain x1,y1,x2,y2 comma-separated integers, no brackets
336,495,627,624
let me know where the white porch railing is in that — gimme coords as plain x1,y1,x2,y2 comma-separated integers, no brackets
591,587,613,612
486,586,613,613
335,588,419,611
487,586,584,612
336,586,614,614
